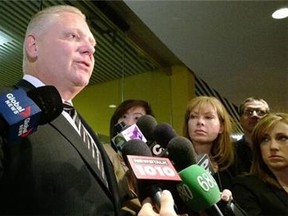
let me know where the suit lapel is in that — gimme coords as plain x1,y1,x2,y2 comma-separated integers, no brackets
76,114,121,209
50,114,112,195
16,79,120,210
269,184,288,208
16,79,36,91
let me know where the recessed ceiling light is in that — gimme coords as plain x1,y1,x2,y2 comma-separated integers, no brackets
272,7,288,19
108,104,117,108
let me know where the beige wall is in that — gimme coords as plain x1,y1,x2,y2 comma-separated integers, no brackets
74,65,195,139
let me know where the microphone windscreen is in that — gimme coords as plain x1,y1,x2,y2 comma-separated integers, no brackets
178,164,221,212
167,136,197,171
27,86,63,125
136,115,157,142
122,139,153,165
153,123,177,148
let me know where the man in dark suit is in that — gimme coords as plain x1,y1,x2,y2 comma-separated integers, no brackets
234,96,270,174
0,5,121,215
0,4,185,216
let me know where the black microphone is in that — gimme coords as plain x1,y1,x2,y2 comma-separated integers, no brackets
136,114,157,145
167,136,224,216
0,86,63,143
26,85,63,124
136,115,168,157
166,136,197,171
146,122,177,157
153,122,177,150
122,139,181,212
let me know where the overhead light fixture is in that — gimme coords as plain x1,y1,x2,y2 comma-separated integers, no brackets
272,7,288,19
0,31,12,46
108,104,117,108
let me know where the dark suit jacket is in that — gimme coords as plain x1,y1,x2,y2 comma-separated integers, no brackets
232,175,288,216
234,136,253,174
0,80,120,215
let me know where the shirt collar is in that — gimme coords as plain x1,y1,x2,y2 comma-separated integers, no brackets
23,74,45,88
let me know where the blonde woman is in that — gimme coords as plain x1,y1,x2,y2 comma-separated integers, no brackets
183,96,238,190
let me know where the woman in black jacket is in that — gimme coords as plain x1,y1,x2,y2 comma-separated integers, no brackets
232,113,288,215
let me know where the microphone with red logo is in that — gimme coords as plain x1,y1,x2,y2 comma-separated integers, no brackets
0,86,63,143
122,139,181,212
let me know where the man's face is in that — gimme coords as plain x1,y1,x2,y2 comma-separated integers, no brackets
240,100,269,133
34,12,96,89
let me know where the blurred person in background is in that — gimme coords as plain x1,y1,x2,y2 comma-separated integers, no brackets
105,99,154,215
235,97,270,174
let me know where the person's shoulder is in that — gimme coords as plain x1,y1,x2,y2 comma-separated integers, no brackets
103,144,120,162
233,174,266,189
103,143,116,154
234,174,259,182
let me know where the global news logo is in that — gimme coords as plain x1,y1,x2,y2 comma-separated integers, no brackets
5,92,31,117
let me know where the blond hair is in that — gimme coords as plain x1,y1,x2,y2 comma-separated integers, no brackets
23,5,86,70
183,96,234,170
251,112,288,188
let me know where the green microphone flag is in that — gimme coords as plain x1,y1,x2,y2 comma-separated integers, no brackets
177,164,221,212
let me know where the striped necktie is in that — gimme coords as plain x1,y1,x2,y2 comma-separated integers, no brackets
63,103,108,186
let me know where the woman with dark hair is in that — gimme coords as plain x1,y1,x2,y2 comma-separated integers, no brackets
232,113,288,215
105,99,154,215
109,99,154,140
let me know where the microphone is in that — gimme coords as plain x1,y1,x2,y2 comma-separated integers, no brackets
153,123,177,149
152,122,177,157
136,115,167,157
177,164,223,215
167,136,224,216
111,123,147,152
122,139,181,211
167,136,215,174
195,153,215,175
0,86,63,143
166,136,197,171
136,114,157,145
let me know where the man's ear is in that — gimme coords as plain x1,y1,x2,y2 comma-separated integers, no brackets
24,34,38,58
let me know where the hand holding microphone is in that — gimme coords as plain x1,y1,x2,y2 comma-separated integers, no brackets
138,190,179,216
167,136,224,216
167,136,247,216
122,139,181,212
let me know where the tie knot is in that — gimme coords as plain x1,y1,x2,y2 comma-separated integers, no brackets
63,102,75,117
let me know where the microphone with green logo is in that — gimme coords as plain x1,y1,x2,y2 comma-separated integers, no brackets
167,136,224,216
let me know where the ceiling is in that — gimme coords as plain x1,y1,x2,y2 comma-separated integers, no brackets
121,0,288,112
0,0,287,114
